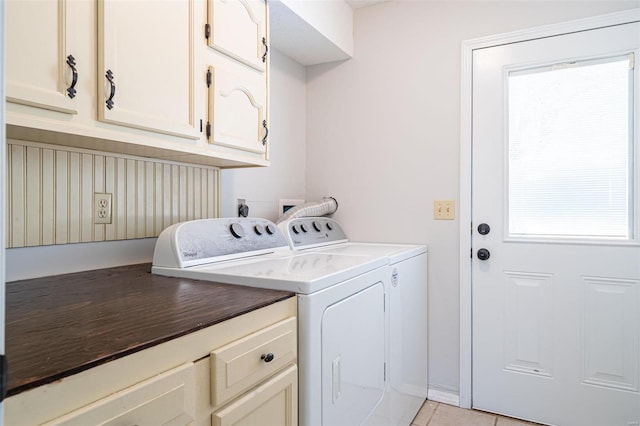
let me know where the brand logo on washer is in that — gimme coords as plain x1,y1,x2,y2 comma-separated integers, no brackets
391,267,399,287
182,251,198,259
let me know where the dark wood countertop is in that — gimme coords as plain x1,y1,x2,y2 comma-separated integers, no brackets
6,263,294,397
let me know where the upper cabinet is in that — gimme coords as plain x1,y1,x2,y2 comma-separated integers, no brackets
97,0,199,140
207,0,267,71
5,0,269,168
205,0,269,159
6,0,79,114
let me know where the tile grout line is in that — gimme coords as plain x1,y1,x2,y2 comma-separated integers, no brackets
425,402,440,425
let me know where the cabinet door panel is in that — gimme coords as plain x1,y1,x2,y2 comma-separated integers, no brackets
207,65,266,155
98,0,198,140
208,0,266,71
6,0,79,114
212,365,297,426
45,363,195,426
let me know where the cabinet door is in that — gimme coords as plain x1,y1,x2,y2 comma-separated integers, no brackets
98,0,199,140
207,65,267,155
45,363,195,426
212,365,297,426
207,0,267,71
6,0,79,114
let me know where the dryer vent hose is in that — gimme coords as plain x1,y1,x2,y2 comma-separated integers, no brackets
276,197,338,224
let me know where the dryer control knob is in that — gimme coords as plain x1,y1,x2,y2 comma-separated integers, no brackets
301,223,309,233
254,224,264,235
229,223,245,239
292,225,300,234
265,224,276,235
326,222,334,231
313,221,322,232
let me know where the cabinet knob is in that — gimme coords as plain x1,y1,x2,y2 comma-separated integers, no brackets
261,353,275,363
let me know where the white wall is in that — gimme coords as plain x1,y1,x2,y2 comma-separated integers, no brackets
220,48,307,221
305,0,640,396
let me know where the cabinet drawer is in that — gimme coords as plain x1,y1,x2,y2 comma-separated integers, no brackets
211,317,296,406
44,363,195,426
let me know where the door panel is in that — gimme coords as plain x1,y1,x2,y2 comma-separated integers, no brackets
6,0,79,114
207,65,266,154
472,22,640,426
207,0,266,71
321,283,385,426
98,0,198,139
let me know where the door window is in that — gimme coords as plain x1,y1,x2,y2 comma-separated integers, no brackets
507,54,634,239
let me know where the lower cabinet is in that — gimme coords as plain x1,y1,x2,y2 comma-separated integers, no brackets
213,365,297,426
5,298,297,426
45,363,196,426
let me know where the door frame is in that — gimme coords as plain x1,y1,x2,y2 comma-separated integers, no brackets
459,7,640,410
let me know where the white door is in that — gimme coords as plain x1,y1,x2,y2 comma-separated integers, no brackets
472,22,640,426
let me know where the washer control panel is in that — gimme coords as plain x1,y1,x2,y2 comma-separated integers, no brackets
153,218,289,268
278,217,348,249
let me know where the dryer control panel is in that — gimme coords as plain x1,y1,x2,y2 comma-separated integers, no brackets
278,217,348,250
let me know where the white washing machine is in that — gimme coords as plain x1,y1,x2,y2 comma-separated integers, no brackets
152,217,390,426
278,217,429,426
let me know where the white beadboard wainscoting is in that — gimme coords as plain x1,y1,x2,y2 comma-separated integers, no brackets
6,140,220,248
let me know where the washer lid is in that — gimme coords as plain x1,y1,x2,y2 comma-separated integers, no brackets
313,242,427,264
153,252,387,294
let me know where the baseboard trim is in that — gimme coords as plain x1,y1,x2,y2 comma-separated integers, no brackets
427,388,460,407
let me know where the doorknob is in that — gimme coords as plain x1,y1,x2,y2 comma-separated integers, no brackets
477,248,490,260
477,223,490,235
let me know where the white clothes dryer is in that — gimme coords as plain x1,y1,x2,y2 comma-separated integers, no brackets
152,217,389,426
278,217,429,426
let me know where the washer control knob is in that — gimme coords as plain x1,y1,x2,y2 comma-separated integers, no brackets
300,223,309,233
229,223,245,239
326,222,334,231
292,225,300,234
265,224,276,235
254,224,264,235
313,221,322,232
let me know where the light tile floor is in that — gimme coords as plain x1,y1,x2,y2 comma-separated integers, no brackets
412,401,540,426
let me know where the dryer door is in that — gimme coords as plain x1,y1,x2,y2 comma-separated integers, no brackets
322,282,385,426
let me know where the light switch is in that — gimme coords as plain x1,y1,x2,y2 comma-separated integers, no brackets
434,200,455,220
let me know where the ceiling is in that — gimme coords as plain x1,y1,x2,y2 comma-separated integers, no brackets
345,0,389,9
269,0,391,66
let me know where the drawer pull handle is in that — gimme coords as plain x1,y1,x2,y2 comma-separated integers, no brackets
261,353,275,363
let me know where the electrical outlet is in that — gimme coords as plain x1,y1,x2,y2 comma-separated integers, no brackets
434,200,455,220
94,193,112,224
237,198,249,217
